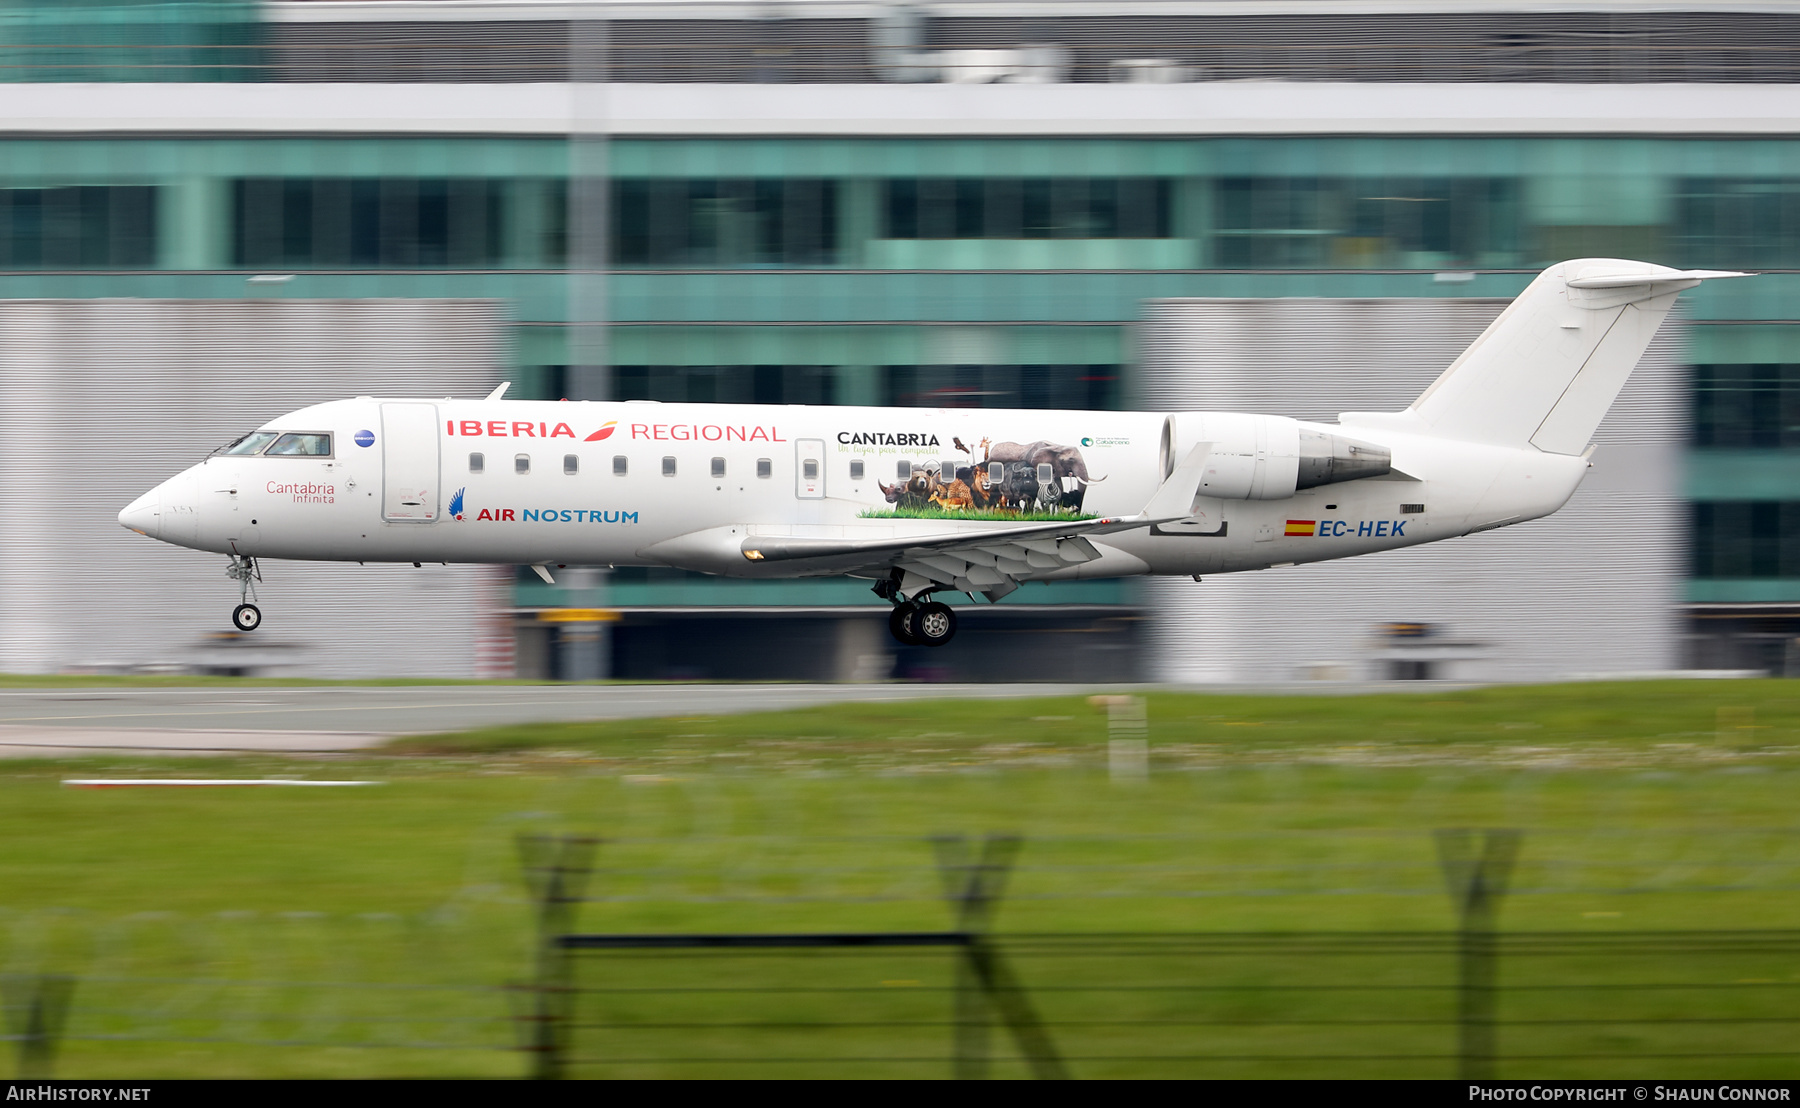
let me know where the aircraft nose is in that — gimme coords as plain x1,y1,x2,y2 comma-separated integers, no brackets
118,489,161,538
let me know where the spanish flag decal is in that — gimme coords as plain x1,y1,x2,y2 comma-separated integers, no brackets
1284,519,1317,537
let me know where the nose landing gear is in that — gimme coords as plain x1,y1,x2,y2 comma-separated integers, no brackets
226,555,262,632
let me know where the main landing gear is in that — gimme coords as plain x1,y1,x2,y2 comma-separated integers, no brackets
875,577,958,648
227,555,262,632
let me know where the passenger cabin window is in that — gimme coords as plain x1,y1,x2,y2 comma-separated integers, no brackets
941,459,958,479
849,460,864,480
896,461,911,480
221,431,279,456
469,452,484,474
803,459,819,480
613,455,628,476
711,457,726,478
515,454,530,475
564,454,578,475
988,462,1003,483
267,432,332,456
756,458,772,478
662,456,676,476
1037,463,1053,483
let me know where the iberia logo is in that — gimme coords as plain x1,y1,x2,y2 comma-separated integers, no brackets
585,421,618,442
450,488,466,521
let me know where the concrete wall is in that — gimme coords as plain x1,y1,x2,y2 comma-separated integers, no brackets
0,299,511,678
1139,297,1685,684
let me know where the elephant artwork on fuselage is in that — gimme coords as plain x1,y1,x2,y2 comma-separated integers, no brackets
981,439,1102,483
978,438,1104,511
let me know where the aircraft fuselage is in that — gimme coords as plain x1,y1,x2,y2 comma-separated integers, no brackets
120,397,1584,581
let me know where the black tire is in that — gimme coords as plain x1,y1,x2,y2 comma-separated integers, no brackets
889,605,920,645
908,601,957,647
232,604,262,632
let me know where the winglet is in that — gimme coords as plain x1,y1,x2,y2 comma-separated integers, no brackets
1138,443,1213,520
484,382,511,401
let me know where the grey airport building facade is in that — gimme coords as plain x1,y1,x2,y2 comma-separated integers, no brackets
0,0,1797,682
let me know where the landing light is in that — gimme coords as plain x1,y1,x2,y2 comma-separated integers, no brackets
744,549,765,561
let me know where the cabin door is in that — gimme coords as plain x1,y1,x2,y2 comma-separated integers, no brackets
381,402,441,522
794,438,826,499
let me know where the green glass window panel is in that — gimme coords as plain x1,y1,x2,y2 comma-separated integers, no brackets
614,364,836,405
232,178,509,268
0,185,155,266
1692,501,1800,578
1693,365,1800,448
881,364,1120,410
880,177,1173,240
1673,179,1800,268
1213,176,1520,269
611,178,837,266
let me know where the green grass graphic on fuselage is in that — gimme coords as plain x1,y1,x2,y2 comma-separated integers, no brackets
860,505,1097,522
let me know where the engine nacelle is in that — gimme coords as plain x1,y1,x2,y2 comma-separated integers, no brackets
1162,414,1391,500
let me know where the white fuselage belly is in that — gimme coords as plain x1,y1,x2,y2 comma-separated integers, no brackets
141,398,1589,581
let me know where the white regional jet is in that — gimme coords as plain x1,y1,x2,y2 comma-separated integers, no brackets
120,259,1744,647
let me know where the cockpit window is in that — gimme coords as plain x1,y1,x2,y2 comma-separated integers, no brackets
266,432,333,456
220,431,279,456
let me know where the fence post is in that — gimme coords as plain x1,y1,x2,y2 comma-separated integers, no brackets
517,833,597,1080
1435,828,1521,1080
1090,695,1149,783
2,974,74,1080
932,834,1065,1080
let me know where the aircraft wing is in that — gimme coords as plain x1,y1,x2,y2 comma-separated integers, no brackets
742,514,1171,600
739,443,1215,601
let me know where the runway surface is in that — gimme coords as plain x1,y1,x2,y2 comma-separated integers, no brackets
0,683,1121,757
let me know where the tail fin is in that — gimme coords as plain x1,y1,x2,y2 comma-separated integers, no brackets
1404,259,1749,454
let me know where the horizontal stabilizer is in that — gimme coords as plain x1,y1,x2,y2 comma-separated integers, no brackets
1565,268,1750,289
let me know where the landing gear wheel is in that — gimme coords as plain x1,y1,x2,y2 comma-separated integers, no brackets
908,601,957,648
231,604,262,632
889,605,921,646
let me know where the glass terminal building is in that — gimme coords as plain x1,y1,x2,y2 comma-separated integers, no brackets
4,0,1800,677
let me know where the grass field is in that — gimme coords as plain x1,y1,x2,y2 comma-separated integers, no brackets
8,680,1800,1078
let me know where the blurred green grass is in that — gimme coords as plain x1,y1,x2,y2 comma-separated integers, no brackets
6,680,1800,1077
389,678,1800,761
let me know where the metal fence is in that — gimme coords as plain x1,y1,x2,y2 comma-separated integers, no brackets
535,931,1800,1079
13,826,1800,1079
521,830,1800,1080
